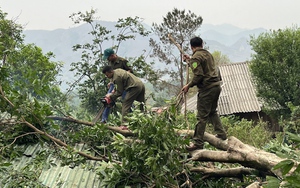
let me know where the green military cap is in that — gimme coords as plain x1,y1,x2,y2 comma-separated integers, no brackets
102,48,115,60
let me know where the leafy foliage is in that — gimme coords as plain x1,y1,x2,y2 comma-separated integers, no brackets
0,9,64,145
0,10,24,66
279,102,300,134
0,168,48,188
222,116,272,148
249,27,300,117
0,148,52,188
264,133,300,188
97,106,189,187
150,8,203,95
68,9,159,114
263,105,300,187
211,50,231,66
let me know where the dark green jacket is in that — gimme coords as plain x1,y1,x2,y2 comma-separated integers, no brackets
110,56,133,72
110,69,143,101
188,48,220,91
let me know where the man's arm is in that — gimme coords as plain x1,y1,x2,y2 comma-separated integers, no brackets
188,59,204,87
108,77,124,101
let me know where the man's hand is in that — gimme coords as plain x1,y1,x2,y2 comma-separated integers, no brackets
183,54,190,62
105,93,112,99
107,82,112,89
182,84,190,93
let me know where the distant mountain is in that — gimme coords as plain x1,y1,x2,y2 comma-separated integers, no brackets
23,22,266,63
23,22,267,89
198,24,266,62
200,23,248,35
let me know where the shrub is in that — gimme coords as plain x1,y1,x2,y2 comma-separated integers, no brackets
221,116,273,148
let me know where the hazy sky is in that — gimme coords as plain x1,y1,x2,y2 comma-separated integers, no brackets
1,0,299,30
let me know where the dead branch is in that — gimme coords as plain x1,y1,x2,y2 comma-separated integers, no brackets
188,166,259,179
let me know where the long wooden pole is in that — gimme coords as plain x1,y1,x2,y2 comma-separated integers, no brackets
168,34,190,129
167,34,190,82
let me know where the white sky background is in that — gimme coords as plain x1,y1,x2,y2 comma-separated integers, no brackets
1,0,299,30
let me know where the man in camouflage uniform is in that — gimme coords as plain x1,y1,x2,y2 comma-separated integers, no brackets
182,37,227,151
101,48,133,123
102,65,145,125
103,48,133,72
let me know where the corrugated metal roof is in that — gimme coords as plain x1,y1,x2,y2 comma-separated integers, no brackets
2,143,103,188
182,62,262,115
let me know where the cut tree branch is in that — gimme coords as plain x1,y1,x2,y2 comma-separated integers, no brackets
0,85,109,161
188,166,259,179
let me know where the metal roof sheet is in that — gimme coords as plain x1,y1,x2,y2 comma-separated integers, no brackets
182,62,262,115
2,143,103,188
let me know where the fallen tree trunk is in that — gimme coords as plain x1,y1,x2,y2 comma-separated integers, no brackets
177,130,300,179
47,115,298,180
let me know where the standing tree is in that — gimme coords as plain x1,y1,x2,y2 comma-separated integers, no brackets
249,27,300,117
211,50,231,66
0,10,23,66
0,10,64,143
150,8,203,96
68,9,159,113
0,10,63,108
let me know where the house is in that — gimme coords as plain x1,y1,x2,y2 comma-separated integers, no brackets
182,62,277,129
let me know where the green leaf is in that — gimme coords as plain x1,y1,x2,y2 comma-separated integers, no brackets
114,133,125,140
273,159,294,175
0,162,12,167
294,164,300,173
264,176,281,188
41,134,50,141
285,175,300,187
286,132,300,143
52,124,60,130
163,165,170,172
163,142,169,150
